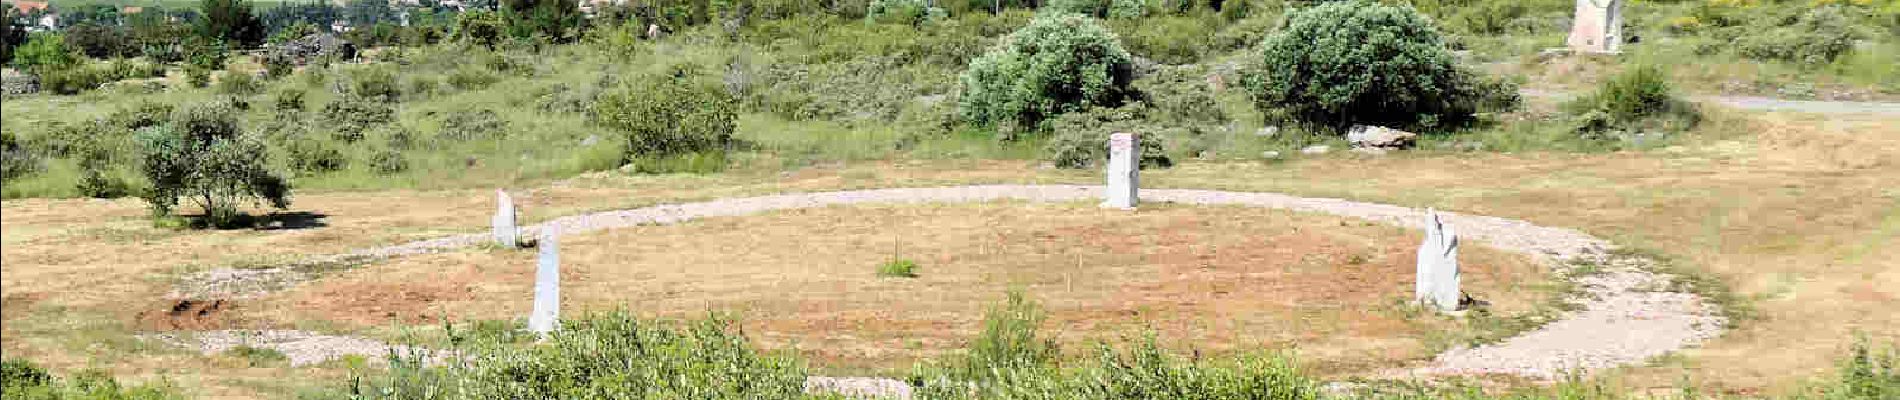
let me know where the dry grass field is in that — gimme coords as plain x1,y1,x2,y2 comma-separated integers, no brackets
2,108,1897,398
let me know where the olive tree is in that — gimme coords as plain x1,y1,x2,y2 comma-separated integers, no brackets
137,101,290,228
958,12,1135,135
1245,1,1516,132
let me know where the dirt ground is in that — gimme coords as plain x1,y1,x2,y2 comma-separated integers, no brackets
3,109,1898,398
251,203,1549,375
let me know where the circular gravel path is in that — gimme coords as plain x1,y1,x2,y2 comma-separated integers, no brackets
169,185,1725,381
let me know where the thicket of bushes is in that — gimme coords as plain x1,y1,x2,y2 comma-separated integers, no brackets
0,359,184,400
958,13,1135,135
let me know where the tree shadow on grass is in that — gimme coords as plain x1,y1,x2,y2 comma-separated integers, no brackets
170,211,331,230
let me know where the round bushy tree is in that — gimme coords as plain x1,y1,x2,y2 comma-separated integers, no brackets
137,101,290,228
958,13,1135,134
1246,1,1515,132
591,67,737,158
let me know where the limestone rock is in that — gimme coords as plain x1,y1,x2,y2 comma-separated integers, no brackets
1567,0,1624,54
1101,132,1139,210
1416,210,1462,312
1301,145,1332,155
1347,125,1418,150
1255,126,1280,137
528,225,561,336
492,190,518,248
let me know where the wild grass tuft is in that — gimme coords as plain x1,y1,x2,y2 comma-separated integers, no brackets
877,259,919,278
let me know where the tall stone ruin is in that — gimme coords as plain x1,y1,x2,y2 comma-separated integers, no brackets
528,225,562,336
1568,0,1624,54
1416,210,1462,312
493,189,518,248
1101,132,1139,210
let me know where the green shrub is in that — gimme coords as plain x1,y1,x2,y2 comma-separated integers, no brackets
320,95,396,142
446,66,500,91
868,0,942,25
1,358,185,400
1244,1,1516,132
286,137,347,173
261,51,294,78
1817,337,1899,399
346,65,402,101
959,13,1135,133
77,147,132,198
0,132,42,182
272,88,306,112
438,109,510,141
1564,65,1699,139
1041,105,1172,170
185,66,213,88
340,311,811,399
368,148,408,174
1044,0,1146,19
592,68,737,158
405,75,440,99
136,101,291,228
877,258,919,278
1112,16,1216,65
1135,65,1225,125
215,71,261,95
224,346,289,367
10,33,78,76
1735,6,1863,66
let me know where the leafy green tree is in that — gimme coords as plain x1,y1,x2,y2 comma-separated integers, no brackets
591,67,737,158
9,33,78,76
1244,1,1516,132
500,0,583,42
62,22,133,58
454,10,505,48
196,0,267,48
958,13,1135,134
2,4,30,62
137,101,290,228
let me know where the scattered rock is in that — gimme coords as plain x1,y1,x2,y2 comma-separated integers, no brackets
580,134,600,146
145,330,446,367
1260,151,1282,159
1347,125,1417,151
2,69,39,95
1255,126,1279,138
805,376,913,399
266,33,357,65
1536,48,1573,62
1301,145,1332,155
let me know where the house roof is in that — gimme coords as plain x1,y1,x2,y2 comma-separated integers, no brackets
14,1,52,13
122,6,144,13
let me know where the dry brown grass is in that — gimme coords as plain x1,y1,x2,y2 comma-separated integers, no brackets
3,109,1897,397
251,203,1548,376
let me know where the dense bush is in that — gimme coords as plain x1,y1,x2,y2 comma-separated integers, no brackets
592,68,737,158
340,311,810,399
438,109,510,141
1564,65,1699,140
446,66,501,91
1244,1,1517,132
10,33,78,76
137,101,291,228
1044,0,1147,19
868,0,943,25
215,71,262,95
320,95,396,142
272,88,306,112
1,358,184,400
62,22,133,58
0,131,41,182
959,13,1135,134
196,0,267,48
286,137,348,173
1111,16,1217,65
346,65,402,100
1734,6,1863,65
1041,105,1173,170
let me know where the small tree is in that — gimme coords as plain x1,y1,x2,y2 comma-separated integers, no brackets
958,13,1135,135
137,101,290,228
454,10,505,49
10,33,77,76
197,0,267,48
591,67,736,160
1245,1,1516,132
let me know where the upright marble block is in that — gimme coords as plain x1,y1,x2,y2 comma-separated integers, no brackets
492,189,518,248
1101,132,1139,210
1415,210,1462,312
528,225,561,336
1567,0,1624,54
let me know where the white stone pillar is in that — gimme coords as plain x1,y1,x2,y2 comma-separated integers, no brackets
1101,132,1138,210
1416,210,1462,312
493,189,518,248
1567,0,1623,54
528,225,561,336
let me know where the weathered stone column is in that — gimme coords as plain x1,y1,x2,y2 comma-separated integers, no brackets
528,225,561,336
1567,0,1624,54
1416,210,1462,312
492,189,518,248
1101,132,1138,210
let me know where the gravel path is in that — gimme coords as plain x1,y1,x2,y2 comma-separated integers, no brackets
143,330,440,367
168,185,1726,384
1521,89,1900,115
